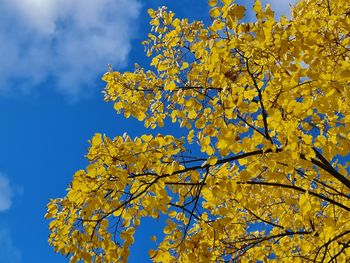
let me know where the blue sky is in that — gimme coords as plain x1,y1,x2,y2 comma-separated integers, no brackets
0,0,296,262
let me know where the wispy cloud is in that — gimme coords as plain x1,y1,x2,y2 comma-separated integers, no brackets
240,0,298,20
0,0,141,98
0,174,19,262
0,174,13,212
261,0,298,17
0,225,21,263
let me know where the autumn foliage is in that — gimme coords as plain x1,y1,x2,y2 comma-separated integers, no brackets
46,0,350,262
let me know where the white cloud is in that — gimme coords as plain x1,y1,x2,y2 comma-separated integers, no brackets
0,0,141,98
6,0,63,35
0,226,21,263
0,174,13,212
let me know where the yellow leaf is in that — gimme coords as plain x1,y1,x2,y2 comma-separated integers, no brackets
180,62,189,70
217,138,228,149
229,5,246,20
207,156,218,165
188,110,197,119
149,250,158,259
157,62,168,71
169,210,177,218
209,7,221,18
187,129,195,143
165,81,176,91
222,0,233,5
340,69,350,80
166,165,174,175
141,134,153,142
208,0,217,7
91,133,103,146
212,20,225,31
147,8,156,18
253,0,263,19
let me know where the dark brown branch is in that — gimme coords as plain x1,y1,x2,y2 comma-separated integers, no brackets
240,181,350,212
327,240,350,262
129,148,282,179
245,59,273,143
294,168,350,200
231,230,313,261
165,182,202,186
314,230,350,262
183,168,209,239
311,147,350,190
237,112,267,139
240,203,285,230
168,202,202,221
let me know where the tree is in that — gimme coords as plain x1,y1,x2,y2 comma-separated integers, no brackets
46,0,350,262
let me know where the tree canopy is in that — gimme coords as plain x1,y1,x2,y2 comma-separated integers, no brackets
46,0,350,262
